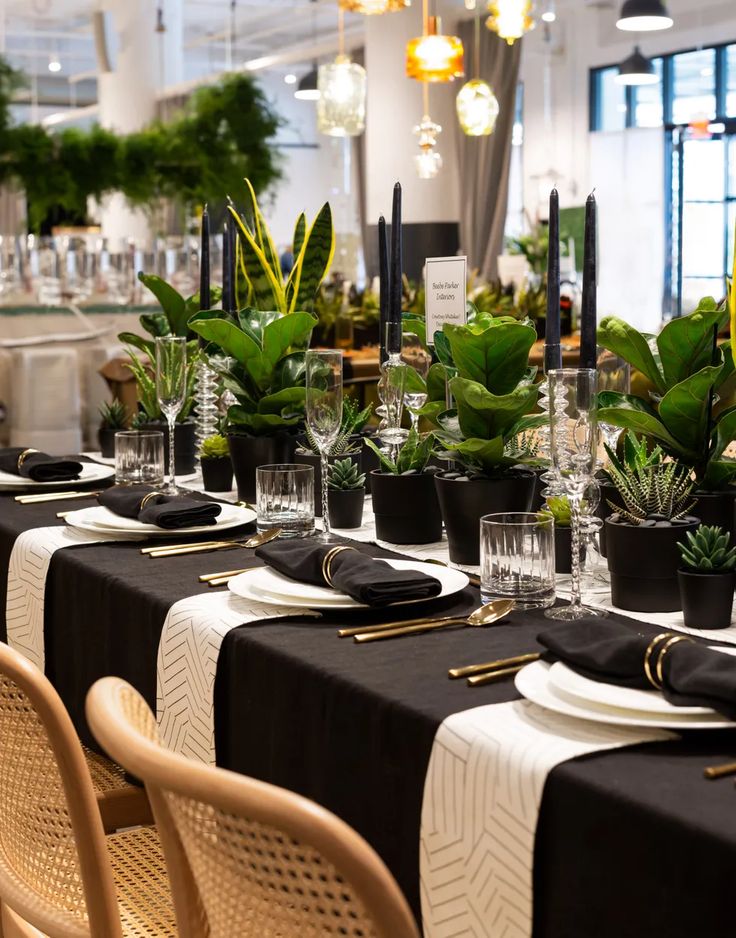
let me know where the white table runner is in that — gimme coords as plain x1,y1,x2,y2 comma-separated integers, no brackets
420,700,672,938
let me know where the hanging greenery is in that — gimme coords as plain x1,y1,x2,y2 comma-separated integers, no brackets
0,56,283,231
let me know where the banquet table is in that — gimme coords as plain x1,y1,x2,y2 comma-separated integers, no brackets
2,484,736,938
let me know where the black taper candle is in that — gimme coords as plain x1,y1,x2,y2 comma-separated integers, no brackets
545,188,561,373
378,215,390,364
389,182,402,354
580,191,598,372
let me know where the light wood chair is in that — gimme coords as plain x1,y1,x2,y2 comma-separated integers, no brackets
87,676,421,938
0,642,180,938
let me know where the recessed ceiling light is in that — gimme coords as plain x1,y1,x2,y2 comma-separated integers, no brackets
284,73,297,85
48,56,62,73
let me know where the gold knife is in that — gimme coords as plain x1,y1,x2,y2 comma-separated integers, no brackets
467,663,530,686
199,568,249,583
338,614,468,639
15,489,102,504
449,652,541,680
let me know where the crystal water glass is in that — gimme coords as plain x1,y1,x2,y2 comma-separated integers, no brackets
401,331,431,432
256,464,315,538
114,431,165,486
155,336,187,494
480,513,556,610
306,350,343,543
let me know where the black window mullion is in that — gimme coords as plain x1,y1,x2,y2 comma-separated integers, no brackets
716,45,727,118
663,54,673,126
626,85,635,128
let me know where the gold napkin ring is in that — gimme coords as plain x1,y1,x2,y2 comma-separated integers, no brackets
17,448,38,470
643,633,671,689
321,546,357,587
139,492,160,511
655,635,695,687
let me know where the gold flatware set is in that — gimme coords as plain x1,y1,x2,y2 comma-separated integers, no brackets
340,600,515,643
140,527,281,558
16,490,102,504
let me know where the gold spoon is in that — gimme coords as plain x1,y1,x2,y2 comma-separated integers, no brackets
145,527,281,558
352,599,515,643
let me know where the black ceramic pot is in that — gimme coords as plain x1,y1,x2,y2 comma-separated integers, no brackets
142,420,196,476
435,469,536,566
605,515,699,613
228,432,297,502
328,488,365,529
294,450,362,517
98,427,117,459
677,569,736,630
692,490,736,543
370,471,443,544
553,525,586,575
596,480,622,559
201,456,233,493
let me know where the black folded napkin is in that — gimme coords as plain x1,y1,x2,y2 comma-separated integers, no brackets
255,540,443,607
0,447,82,482
539,620,736,720
98,485,222,530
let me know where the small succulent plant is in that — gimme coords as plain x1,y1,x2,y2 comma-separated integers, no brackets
541,495,572,527
99,399,128,430
200,433,230,460
679,525,736,572
606,455,695,525
327,458,366,491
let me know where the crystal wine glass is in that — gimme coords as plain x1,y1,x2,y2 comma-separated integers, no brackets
597,347,631,456
401,331,432,432
306,350,343,543
155,336,187,495
545,368,607,621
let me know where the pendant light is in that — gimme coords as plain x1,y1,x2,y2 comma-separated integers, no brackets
615,46,659,86
456,10,499,136
295,0,320,101
339,0,409,12
616,0,673,32
317,7,367,136
414,82,443,179
486,0,535,46
406,0,464,83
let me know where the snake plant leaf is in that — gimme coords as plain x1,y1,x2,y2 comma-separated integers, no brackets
658,364,722,455
597,316,666,394
655,299,728,388
597,391,681,451
188,310,261,368
290,202,335,313
293,212,307,260
242,178,282,281
137,272,189,336
229,206,285,311
450,377,539,442
443,320,537,395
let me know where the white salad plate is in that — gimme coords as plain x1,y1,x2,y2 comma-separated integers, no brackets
0,462,114,491
64,502,255,537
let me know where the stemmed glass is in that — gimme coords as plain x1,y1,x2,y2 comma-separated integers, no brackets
155,336,187,495
545,368,607,621
597,347,631,455
401,331,431,432
305,350,343,543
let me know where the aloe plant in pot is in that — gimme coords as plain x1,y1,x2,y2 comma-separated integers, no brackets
327,457,366,529
199,433,233,493
365,429,442,544
431,317,544,565
98,400,129,458
678,525,736,630
597,298,736,539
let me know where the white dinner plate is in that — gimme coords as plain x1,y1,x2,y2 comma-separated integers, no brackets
64,502,255,537
547,662,712,717
0,461,114,491
515,660,736,730
228,559,469,610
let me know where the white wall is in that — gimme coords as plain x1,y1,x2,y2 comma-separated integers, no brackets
519,0,736,328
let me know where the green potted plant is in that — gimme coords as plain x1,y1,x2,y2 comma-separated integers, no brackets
97,399,128,458
189,308,316,501
365,429,442,544
605,449,699,612
678,524,736,630
540,496,586,575
327,457,366,529
597,298,736,539
199,433,233,493
430,317,544,565
295,398,371,516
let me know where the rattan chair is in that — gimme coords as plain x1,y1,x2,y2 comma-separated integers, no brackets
0,642,180,938
86,676,421,938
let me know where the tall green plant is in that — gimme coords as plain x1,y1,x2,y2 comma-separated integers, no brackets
597,298,736,489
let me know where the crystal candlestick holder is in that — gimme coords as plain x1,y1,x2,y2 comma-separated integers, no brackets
193,355,219,473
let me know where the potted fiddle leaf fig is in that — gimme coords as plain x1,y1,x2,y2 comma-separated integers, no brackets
431,317,544,565
188,307,316,501
365,429,442,544
605,448,699,613
597,298,736,539
199,433,233,493
327,457,366,529
678,525,736,630
98,400,128,458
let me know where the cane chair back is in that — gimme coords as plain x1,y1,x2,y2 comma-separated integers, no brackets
87,677,421,938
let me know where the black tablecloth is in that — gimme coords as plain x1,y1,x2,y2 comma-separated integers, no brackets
2,492,736,936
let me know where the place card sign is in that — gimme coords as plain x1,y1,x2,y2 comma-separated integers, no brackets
425,255,467,345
